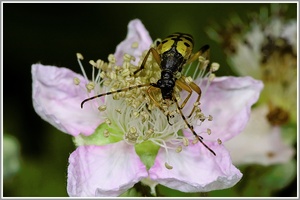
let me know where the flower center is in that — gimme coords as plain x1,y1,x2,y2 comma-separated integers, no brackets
74,39,220,168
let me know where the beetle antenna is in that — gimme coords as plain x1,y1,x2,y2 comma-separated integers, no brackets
173,96,216,156
81,84,150,108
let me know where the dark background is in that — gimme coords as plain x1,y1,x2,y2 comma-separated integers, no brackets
3,3,297,197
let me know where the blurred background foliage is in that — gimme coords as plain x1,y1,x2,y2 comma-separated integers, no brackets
2,2,297,197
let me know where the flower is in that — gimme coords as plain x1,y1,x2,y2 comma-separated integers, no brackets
224,105,294,166
32,19,263,196
206,4,296,166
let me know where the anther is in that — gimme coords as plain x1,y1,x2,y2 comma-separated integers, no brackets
192,137,199,144
132,111,140,118
129,126,137,134
193,102,200,107
131,42,139,49
211,62,220,72
105,119,112,125
123,53,133,62
89,60,97,67
96,59,105,69
86,82,95,92
185,76,193,84
208,115,213,121
100,71,106,78
98,105,107,112
103,129,110,137
182,137,189,146
207,128,211,135
209,73,216,81
165,162,173,170
144,128,154,140
115,109,122,114
217,138,222,144
121,68,130,77
198,113,206,122
198,56,206,62
76,53,84,60
73,77,80,85
108,54,116,64
176,145,182,153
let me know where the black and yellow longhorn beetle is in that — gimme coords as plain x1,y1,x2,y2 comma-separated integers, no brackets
81,32,216,156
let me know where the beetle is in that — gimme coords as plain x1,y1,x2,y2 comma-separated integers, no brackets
81,32,216,156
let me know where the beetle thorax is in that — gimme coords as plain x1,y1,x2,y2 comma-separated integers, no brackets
161,46,185,73
157,70,176,100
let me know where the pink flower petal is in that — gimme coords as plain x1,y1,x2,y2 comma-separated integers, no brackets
67,141,148,197
32,64,102,136
114,19,153,65
149,142,242,192
189,76,263,142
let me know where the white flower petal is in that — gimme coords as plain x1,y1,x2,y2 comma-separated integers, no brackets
191,76,263,142
67,141,148,197
224,105,295,166
114,19,153,65
281,20,297,54
149,142,242,192
32,64,102,136
230,24,265,78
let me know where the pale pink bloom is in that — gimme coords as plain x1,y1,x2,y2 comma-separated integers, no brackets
32,19,263,196
224,105,295,166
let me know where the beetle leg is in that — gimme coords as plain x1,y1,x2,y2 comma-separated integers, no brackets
134,47,161,75
175,77,202,118
147,85,174,125
175,78,193,110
